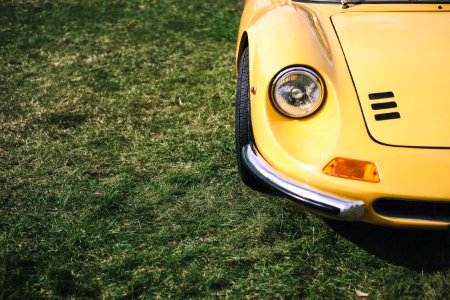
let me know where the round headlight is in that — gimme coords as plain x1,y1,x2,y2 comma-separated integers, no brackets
271,67,325,118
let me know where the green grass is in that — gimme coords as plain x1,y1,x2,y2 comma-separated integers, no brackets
1,0,449,298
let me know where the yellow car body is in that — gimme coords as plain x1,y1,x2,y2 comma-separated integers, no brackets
236,0,450,229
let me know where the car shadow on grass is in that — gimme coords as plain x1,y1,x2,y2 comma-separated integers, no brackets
325,220,450,272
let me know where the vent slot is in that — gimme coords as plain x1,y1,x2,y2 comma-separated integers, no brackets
375,112,401,121
369,92,395,100
373,198,450,222
371,102,397,110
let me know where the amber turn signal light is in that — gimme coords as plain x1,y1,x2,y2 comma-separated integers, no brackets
323,157,380,183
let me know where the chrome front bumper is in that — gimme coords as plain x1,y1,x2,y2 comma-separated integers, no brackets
242,143,365,221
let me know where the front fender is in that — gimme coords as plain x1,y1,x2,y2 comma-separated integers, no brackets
236,0,291,70
243,3,373,200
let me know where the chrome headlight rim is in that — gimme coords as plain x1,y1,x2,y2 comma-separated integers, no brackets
270,66,326,118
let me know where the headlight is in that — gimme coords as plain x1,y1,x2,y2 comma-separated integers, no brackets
271,67,325,118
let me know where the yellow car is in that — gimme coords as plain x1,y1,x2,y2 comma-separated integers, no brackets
235,0,450,229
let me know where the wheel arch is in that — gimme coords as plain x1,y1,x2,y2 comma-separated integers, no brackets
236,31,249,72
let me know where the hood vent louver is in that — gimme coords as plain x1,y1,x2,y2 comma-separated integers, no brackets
375,112,401,121
368,92,394,100
371,102,397,110
369,91,401,121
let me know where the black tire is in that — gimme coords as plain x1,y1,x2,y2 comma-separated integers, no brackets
235,47,264,190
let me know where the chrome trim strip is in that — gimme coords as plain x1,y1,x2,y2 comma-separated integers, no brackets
242,143,365,221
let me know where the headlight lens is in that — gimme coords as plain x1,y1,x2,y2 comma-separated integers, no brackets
271,67,325,118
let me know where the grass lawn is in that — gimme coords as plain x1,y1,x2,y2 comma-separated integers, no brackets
1,0,449,298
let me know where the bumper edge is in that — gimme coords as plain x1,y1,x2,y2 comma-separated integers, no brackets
242,143,365,221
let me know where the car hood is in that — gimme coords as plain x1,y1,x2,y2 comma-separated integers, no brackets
332,12,450,148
